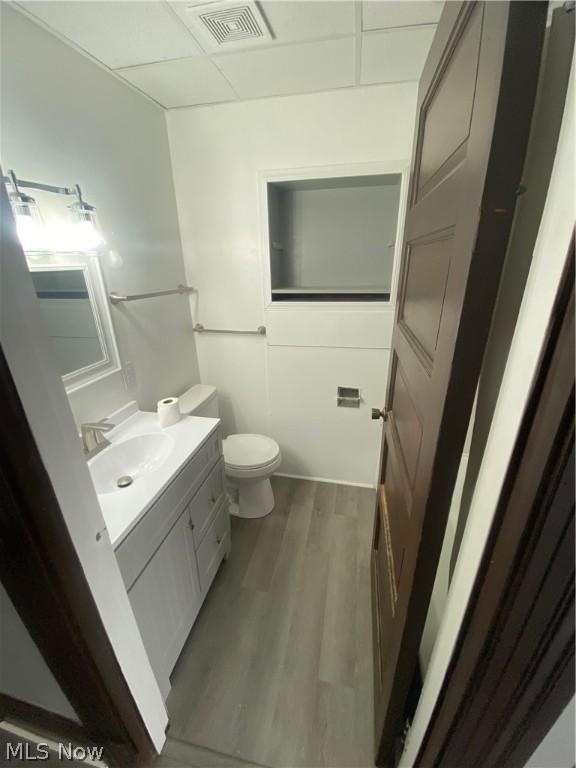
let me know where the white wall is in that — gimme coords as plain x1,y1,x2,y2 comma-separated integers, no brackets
1,5,200,426
0,585,77,722
168,84,417,485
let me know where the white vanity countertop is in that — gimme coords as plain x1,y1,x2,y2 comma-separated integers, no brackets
89,409,220,548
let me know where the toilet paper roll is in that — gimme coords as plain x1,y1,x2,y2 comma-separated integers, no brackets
157,397,180,428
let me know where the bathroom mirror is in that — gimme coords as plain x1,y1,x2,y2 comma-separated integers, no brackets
28,254,121,391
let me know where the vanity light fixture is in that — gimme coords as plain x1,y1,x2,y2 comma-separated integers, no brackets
67,184,103,251
2,170,103,252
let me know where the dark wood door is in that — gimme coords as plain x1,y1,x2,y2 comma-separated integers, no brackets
371,3,546,764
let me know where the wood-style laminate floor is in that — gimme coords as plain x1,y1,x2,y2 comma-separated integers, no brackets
165,477,375,768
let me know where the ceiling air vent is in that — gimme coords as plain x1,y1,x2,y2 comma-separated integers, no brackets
184,1,273,52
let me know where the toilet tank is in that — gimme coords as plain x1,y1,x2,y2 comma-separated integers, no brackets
179,384,219,418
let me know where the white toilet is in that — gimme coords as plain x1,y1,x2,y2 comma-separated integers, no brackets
179,384,281,519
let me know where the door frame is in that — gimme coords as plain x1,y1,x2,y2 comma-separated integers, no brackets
413,246,574,767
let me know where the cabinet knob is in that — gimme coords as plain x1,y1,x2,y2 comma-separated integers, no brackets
371,408,388,421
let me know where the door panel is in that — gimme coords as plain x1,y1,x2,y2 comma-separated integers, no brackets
381,434,409,590
400,233,454,366
388,359,423,489
372,488,398,632
417,8,482,197
371,2,546,764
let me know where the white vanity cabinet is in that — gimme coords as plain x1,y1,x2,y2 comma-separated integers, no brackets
114,428,230,699
127,510,200,698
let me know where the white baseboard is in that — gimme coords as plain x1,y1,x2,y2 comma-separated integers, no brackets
274,472,375,489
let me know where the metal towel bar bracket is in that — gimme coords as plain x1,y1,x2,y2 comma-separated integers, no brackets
109,284,195,304
194,323,266,336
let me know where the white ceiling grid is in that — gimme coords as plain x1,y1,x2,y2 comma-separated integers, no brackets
18,0,443,108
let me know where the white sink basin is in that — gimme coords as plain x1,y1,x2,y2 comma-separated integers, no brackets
89,406,220,548
89,433,174,495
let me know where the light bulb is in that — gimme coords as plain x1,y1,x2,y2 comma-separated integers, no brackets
15,214,46,252
50,219,103,252
10,199,48,253
67,195,104,252
72,218,103,250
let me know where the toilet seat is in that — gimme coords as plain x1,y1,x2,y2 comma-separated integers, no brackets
223,433,280,472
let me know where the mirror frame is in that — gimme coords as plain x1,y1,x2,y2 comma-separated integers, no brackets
27,253,121,392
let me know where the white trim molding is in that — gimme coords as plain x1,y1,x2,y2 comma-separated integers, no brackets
28,253,122,393
257,160,411,313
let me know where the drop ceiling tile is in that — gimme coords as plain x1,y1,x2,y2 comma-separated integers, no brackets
360,26,435,85
213,38,355,99
362,1,443,31
21,1,202,69
117,57,236,108
259,1,355,43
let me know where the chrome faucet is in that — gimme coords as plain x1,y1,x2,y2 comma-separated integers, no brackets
81,420,114,459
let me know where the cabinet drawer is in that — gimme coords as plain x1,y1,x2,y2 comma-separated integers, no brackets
196,501,230,594
189,459,226,549
116,429,221,590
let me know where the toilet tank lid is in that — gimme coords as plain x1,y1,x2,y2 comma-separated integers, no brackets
179,384,217,414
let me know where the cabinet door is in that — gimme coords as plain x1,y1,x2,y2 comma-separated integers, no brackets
128,511,201,697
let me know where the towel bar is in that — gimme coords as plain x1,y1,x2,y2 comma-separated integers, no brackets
194,324,266,336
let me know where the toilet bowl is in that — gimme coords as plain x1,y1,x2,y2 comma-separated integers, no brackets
223,433,282,518
179,385,282,519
